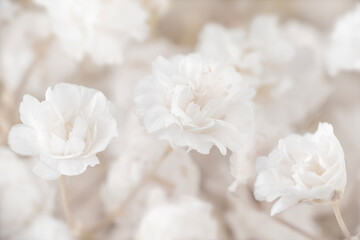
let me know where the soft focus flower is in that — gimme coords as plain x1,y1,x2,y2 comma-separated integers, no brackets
135,196,220,240
11,215,75,240
0,147,54,239
229,120,294,189
8,83,118,180
197,16,294,90
0,11,50,90
135,54,254,155
198,18,331,127
102,113,201,230
254,123,347,216
0,7,77,93
0,0,20,23
33,0,149,65
327,4,360,76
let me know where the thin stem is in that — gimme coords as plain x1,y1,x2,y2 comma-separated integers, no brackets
59,176,74,229
332,202,352,239
90,146,173,233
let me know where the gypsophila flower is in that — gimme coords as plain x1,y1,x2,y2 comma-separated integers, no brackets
10,215,75,240
254,122,347,216
196,16,295,90
135,54,254,155
327,4,360,76
135,196,220,240
0,9,77,93
197,17,331,127
0,147,54,239
8,83,119,180
32,0,149,65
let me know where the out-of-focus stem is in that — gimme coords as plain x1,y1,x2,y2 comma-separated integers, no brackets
90,146,173,233
332,202,352,239
59,176,74,229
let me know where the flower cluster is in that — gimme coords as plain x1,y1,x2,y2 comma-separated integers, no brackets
327,4,360,76
0,1,359,239
33,0,149,65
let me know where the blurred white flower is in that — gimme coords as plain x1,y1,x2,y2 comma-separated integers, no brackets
107,39,186,115
0,147,54,239
254,123,347,216
135,54,254,155
0,8,77,93
135,196,219,240
102,113,200,211
0,0,20,22
0,11,49,90
197,17,331,127
8,83,118,180
229,119,293,189
327,4,360,76
11,215,75,240
33,0,149,65
197,16,294,89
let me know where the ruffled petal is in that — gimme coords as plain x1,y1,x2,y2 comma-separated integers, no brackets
57,155,99,176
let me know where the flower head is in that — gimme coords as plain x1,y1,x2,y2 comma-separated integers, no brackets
254,122,347,216
135,54,254,155
196,16,295,88
33,0,149,65
135,197,220,240
0,147,53,239
8,83,118,180
327,4,360,76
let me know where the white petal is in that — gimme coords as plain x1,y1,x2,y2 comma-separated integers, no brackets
49,133,66,155
8,124,39,156
64,137,85,155
270,197,298,216
19,94,41,127
57,155,99,176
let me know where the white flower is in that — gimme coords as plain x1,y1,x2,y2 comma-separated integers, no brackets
11,215,75,240
33,0,149,65
254,123,347,216
0,147,54,239
8,83,118,180
327,4,360,76
135,54,254,155
0,11,50,90
197,17,331,127
229,120,293,189
0,0,20,23
135,196,219,240
196,16,294,89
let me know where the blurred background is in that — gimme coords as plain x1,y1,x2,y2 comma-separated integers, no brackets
0,0,359,239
